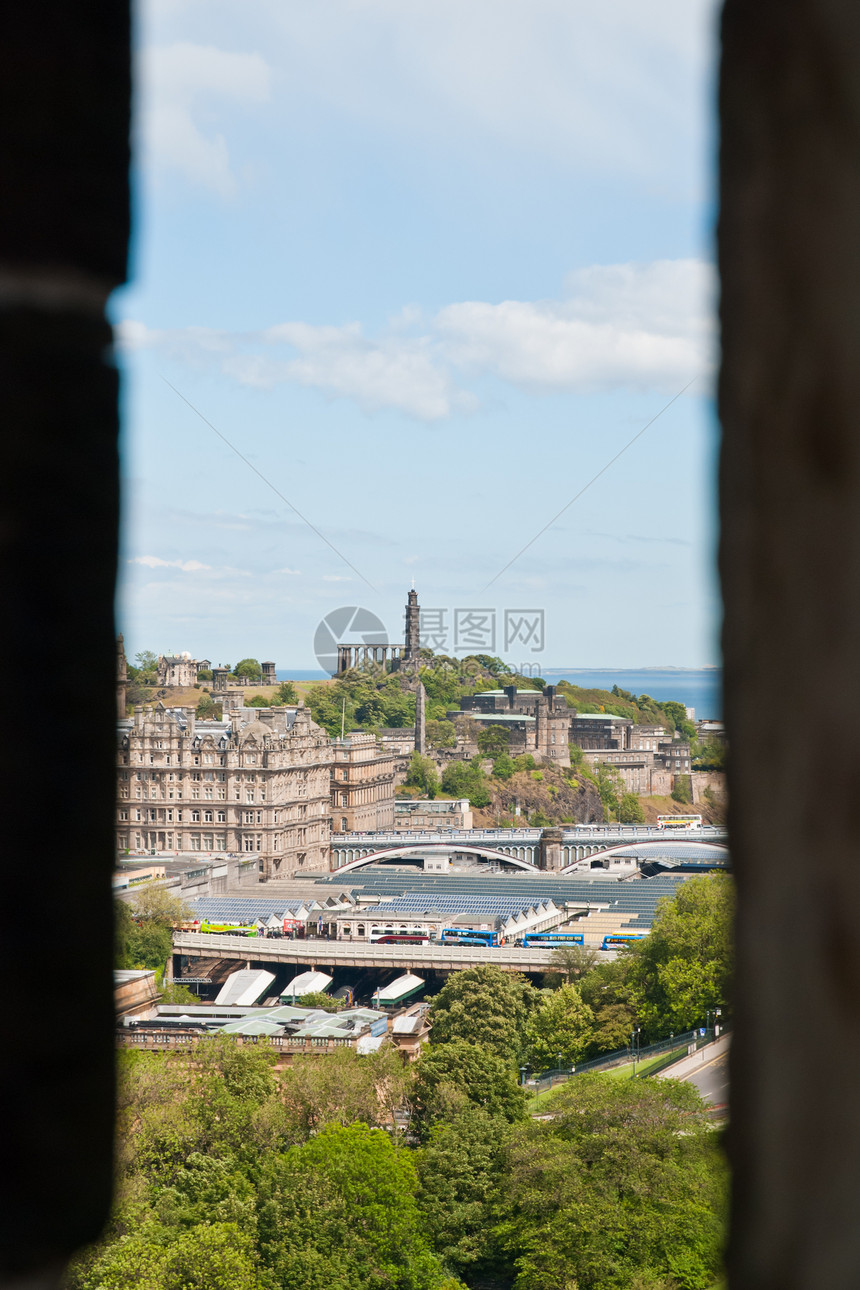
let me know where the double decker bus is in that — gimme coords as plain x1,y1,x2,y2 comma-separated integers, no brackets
657,814,702,830
199,921,258,937
601,933,646,951
521,931,585,948
368,932,431,945
440,928,500,947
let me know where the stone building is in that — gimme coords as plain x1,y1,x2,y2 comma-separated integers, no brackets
336,585,422,673
393,797,474,830
569,712,633,749
117,634,127,718
330,732,396,833
117,702,333,878
581,739,691,796
451,685,572,766
156,652,202,688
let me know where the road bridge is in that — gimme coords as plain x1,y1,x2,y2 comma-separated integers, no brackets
173,931,560,974
331,825,728,873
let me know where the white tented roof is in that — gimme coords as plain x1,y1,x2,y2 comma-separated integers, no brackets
215,969,277,1007
280,970,333,999
375,973,424,1004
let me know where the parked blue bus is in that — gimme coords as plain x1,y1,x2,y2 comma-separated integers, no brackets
440,928,500,947
521,932,585,948
601,933,646,951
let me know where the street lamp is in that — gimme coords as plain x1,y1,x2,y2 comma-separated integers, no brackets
519,1064,529,1087
631,1026,641,1077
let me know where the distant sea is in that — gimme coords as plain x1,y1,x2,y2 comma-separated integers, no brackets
279,666,722,719
538,668,722,718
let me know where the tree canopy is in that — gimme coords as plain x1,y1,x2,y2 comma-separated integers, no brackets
428,964,540,1060
626,872,733,1038
500,1075,726,1290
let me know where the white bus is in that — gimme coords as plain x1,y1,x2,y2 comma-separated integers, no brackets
657,814,702,831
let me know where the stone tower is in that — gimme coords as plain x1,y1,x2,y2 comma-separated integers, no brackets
116,633,127,718
404,586,420,663
415,680,426,755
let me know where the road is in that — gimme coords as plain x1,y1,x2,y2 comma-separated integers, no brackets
686,1048,730,1108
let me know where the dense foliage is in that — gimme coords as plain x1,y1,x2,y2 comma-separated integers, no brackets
84,877,731,1289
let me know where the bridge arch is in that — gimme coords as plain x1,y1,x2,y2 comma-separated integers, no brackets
332,842,539,874
560,839,730,874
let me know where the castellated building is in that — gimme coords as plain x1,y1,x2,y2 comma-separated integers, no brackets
156,652,205,688
117,702,333,878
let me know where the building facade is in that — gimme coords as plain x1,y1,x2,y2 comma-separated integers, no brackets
330,733,396,833
452,685,572,766
156,653,202,688
393,797,474,830
117,702,333,878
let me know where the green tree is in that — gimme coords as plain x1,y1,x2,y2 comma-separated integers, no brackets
277,1046,409,1140
159,978,199,1006
196,668,213,681
627,873,733,1038
672,774,694,804
297,991,342,1012
196,693,220,719
411,1040,526,1134
491,752,516,780
500,1074,727,1290
659,699,697,741
525,983,594,1070
429,965,539,1060
405,752,440,798
440,759,491,808
130,884,192,927
544,943,600,987
75,1220,261,1290
276,680,298,704
416,1105,509,1279
115,898,134,968
233,658,262,682
426,719,457,749
692,738,725,771
127,921,173,970
477,725,511,758
618,792,646,823
245,694,270,707
257,1123,449,1290
234,658,259,680
135,649,158,674
589,1002,638,1055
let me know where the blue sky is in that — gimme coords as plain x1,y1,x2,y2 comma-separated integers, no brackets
114,0,721,672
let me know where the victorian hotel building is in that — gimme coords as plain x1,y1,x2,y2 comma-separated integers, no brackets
117,702,333,878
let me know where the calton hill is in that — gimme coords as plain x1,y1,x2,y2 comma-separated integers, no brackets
126,649,726,826
310,654,726,826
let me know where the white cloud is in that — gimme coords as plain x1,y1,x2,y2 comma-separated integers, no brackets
322,575,352,582
118,258,713,416
129,555,211,572
273,567,302,575
139,43,271,196
436,260,714,394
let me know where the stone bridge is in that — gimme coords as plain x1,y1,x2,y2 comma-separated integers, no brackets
172,931,561,974
330,824,728,873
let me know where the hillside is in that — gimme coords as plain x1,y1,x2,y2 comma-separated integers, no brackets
471,764,605,827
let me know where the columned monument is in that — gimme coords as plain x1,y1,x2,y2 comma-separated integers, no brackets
336,585,422,674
